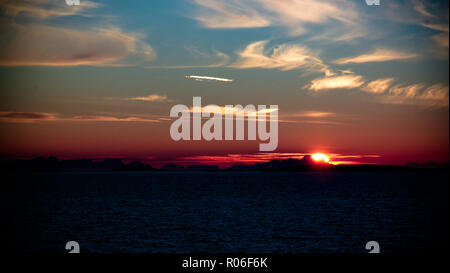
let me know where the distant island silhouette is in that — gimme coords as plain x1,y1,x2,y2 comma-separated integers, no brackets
1,156,448,173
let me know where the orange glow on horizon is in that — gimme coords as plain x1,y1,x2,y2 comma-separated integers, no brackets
312,153,330,163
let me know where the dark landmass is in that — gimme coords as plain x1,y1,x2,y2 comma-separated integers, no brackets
162,163,185,171
1,156,448,173
0,157,124,172
230,155,330,171
114,160,155,172
186,165,219,171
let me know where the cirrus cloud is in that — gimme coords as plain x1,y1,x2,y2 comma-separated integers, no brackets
0,112,161,123
125,94,170,102
191,0,361,38
307,74,449,108
191,0,271,29
379,83,449,108
334,49,418,65
362,78,396,94
306,75,365,91
230,40,332,75
0,111,58,123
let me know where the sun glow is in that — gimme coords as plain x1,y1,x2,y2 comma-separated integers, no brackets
312,153,330,163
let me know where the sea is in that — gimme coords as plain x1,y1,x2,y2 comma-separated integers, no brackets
3,171,448,253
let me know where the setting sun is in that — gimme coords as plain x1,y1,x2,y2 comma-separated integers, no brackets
312,153,330,163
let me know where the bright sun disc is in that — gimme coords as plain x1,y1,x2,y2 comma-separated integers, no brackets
312,153,330,163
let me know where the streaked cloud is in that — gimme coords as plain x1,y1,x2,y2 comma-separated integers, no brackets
307,23,366,42
379,83,449,108
422,23,449,33
0,112,160,123
191,0,361,38
256,0,360,36
334,49,418,64
430,34,448,58
423,24,449,56
230,40,332,74
185,75,233,82
362,78,449,108
383,1,448,57
388,83,425,98
309,74,449,108
306,75,365,91
0,112,58,123
71,116,159,122
277,111,340,125
419,84,449,105
191,0,271,29
126,94,170,102
362,78,395,94
412,0,436,18
293,111,335,118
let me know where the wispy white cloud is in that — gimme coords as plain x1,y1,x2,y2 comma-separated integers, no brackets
334,49,418,64
360,78,449,108
383,0,448,58
412,0,436,18
191,0,271,29
421,23,449,49
422,23,450,56
307,23,366,42
422,23,449,33
191,0,362,39
430,34,449,58
379,83,449,108
293,111,335,118
126,94,170,102
307,74,449,108
230,40,332,75
306,75,365,91
419,84,449,104
282,111,339,125
256,0,360,36
362,78,395,94
185,75,233,82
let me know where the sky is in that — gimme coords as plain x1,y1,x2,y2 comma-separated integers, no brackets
0,0,448,166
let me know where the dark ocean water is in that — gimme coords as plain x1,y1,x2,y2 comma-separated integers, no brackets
3,171,448,253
